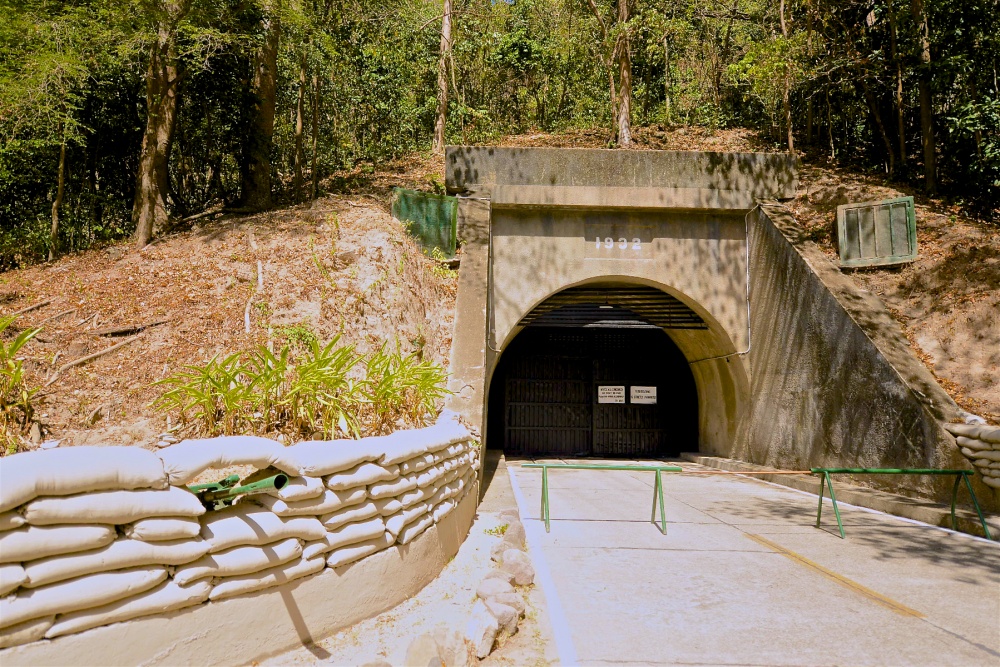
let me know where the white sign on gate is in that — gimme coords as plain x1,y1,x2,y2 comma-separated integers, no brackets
630,386,657,404
597,386,625,404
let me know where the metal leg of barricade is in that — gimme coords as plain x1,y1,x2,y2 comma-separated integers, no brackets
540,466,550,533
816,471,846,538
959,472,993,540
650,469,668,535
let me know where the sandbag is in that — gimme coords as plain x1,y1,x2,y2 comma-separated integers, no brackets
0,446,167,514
173,538,302,586
300,517,385,559
325,533,393,569
209,555,325,601
319,501,379,531
0,567,166,630
397,513,434,545
0,525,116,564
156,435,298,486
284,438,381,478
45,579,212,639
372,497,402,516
432,498,457,523
385,502,428,539
399,484,436,510
324,462,399,491
0,511,25,532
23,486,205,526
0,563,26,596
253,487,366,517
262,475,325,502
368,473,418,500
200,504,326,553
125,517,202,542
379,417,470,466
0,616,52,649
23,538,210,588
416,464,447,489
398,452,435,475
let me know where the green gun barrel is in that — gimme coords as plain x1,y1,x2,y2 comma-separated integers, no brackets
188,474,240,494
199,474,289,508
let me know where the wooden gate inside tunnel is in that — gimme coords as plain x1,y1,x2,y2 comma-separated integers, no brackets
488,291,700,458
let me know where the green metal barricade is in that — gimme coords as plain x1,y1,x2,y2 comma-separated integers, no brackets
391,187,458,258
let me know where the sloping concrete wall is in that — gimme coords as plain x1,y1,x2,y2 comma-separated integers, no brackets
741,204,997,510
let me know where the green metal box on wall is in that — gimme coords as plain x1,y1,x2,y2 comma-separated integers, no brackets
836,196,917,268
391,187,458,259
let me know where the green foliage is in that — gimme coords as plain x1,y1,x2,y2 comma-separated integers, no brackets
0,316,40,455
153,336,449,439
484,523,509,537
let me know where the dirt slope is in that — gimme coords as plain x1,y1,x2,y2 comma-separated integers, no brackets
0,196,457,450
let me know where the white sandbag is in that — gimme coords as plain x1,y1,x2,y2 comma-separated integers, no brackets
23,486,205,526
284,438,381,478
399,484,436,509
0,567,166,630
416,464,447,489
0,525,116,564
372,497,402,516
399,453,435,475
0,616,52,649
384,502,428,539
23,538,210,588
325,533,394,569
397,513,434,545
319,501,379,531
379,418,471,466
0,446,167,514
252,487,366,517
209,555,325,601
262,475,325,502
156,435,298,486
301,517,386,559
324,462,399,491
0,511,25,532
173,538,302,586
125,517,202,542
368,473,419,500
200,504,325,553
432,498,457,523
45,579,212,639
0,563,26,596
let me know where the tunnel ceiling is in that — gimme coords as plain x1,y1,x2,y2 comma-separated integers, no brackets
517,286,708,330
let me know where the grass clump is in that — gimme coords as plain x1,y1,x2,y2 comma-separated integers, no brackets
0,315,40,455
153,336,449,439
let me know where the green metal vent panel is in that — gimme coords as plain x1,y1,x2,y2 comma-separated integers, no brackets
391,188,458,259
836,196,917,268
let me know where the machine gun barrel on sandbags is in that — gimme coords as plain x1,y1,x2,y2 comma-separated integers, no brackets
187,473,288,511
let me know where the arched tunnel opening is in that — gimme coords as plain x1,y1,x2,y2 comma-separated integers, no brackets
486,286,702,459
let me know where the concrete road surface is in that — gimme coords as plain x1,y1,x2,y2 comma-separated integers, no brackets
506,459,1000,667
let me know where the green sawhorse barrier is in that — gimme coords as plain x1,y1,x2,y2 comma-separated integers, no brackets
812,468,993,541
522,463,683,535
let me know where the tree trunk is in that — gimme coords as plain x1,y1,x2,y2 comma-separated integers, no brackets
241,2,280,212
663,35,672,125
826,87,835,158
133,10,185,249
911,0,936,193
861,78,895,176
311,73,320,200
615,0,632,147
888,1,906,168
49,130,66,261
293,51,306,202
433,0,452,154
780,0,794,153
805,0,813,143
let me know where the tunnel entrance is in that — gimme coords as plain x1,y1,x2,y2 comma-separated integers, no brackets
487,287,699,458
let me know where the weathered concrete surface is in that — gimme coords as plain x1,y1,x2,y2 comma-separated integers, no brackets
742,204,996,511
446,147,798,208
1,485,478,667
508,461,1000,666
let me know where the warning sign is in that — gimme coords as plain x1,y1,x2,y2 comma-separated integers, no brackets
597,386,625,404
630,386,657,404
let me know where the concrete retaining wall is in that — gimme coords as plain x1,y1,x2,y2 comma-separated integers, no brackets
0,414,480,663
740,204,997,511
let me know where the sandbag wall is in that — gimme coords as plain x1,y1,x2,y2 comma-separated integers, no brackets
0,414,478,650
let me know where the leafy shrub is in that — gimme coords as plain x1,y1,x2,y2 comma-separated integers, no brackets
0,316,40,455
153,336,449,439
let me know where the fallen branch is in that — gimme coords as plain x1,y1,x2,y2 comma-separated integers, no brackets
36,308,77,327
244,296,253,334
92,320,167,337
7,300,52,318
180,204,225,224
45,335,141,386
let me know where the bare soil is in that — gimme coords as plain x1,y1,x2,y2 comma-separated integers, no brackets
0,197,457,451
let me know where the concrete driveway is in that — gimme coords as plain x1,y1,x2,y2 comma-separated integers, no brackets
506,459,1000,667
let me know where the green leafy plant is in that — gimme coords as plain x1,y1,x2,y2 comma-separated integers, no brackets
485,523,509,537
361,342,450,433
0,315,40,455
